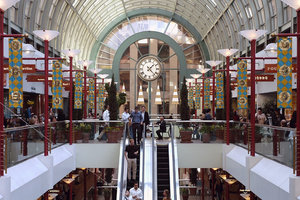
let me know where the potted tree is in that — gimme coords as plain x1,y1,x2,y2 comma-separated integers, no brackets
179,77,193,143
106,75,124,143
181,188,189,200
103,168,113,200
199,124,212,143
79,123,92,143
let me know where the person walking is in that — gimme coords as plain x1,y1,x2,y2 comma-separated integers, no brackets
140,105,150,134
130,106,143,145
125,139,139,182
255,108,267,124
129,182,143,200
122,107,131,138
103,105,110,122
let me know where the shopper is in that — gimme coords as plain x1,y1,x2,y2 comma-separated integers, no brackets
130,106,143,145
122,107,131,138
255,108,267,124
125,139,139,182
156,116,166,140
103,105,110,122
129,182,143,200
162,189,171,200
140,105,150,132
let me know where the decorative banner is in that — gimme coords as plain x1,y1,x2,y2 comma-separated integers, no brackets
52,61,63,109
204,79,211,109
74,72,83,109
277,37,292,108
9,38,23,108
194,84,201,109
98,84,105,110
216,72,224,109
188,86,194,108
237,60,248,110
265,64,297,73
88,78,95,110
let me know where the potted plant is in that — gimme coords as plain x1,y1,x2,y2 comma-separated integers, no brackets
105,74,124,143
79,123,92,143
179,77,193,143
189,168,198,195
199,124,212,143
181,188,189,200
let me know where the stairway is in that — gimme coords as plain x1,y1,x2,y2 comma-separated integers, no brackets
157,145,170,200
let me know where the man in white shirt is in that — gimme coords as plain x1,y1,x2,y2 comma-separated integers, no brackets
129,182,143,200
122,107,131,138
103,105,110,122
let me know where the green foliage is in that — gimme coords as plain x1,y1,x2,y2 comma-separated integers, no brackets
117,92,127,107
199,124,213,134
107,74,118,120
180,188,189,196
74,123,92,132
180,77,190,129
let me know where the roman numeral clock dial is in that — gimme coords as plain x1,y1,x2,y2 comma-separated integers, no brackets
137,56,162,82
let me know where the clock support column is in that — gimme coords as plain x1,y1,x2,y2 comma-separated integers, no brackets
130,44,138,110
169,48,178,114
150,39,158,115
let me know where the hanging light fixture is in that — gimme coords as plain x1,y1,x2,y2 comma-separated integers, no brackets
137,85,144,105
172,85,179,105
121,83,126,93
155,85,162,105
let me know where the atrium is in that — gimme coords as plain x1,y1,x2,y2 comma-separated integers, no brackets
0,0,300,200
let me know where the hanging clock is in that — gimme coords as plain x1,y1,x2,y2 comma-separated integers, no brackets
137,56,162,81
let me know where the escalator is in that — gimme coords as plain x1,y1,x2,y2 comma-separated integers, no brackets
157,145,170,200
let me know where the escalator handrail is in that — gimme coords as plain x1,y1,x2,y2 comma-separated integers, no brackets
170,123,179,200
118,124,128,200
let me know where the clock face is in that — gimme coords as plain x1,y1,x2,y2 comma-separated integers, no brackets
137,56,162,81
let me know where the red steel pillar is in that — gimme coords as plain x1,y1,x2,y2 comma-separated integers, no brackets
94,169,97,200
83,169,87,200
94,74,97,119
212,66,216,119
226,56,230,145
296,9,300,176
202,74,205,112
69,57,73,145
201,168,204,200
44,40,49,156
83,66,87,119
0,9,4,176
250,40,256,156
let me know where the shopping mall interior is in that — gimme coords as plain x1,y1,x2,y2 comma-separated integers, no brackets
1,0,300,200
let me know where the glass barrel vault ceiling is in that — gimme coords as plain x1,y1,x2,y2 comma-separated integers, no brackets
96,15,201,70
7,0,295,62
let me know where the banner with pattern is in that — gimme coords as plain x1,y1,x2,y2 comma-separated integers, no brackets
195,84,201,109
74,72,83,109
88,78,95,110
188,87,194,108
277,37,292,108
216,72,224,109
52,61,63,109
9,38,23,108
204,79,211,109
237,60,248,109
98,84,105,110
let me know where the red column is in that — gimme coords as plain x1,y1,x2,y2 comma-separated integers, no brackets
83,169,87,200
44,40,49,156
212,66,216,119
202,74,205,112
69,57,73,145
296,9,300,176
226,182,229,200
94,169,97,200
273,129,278,156
69,183,73,200
250,40,256,156
211,169,215,200
0,9,4,176
22,130,28,156
226,56,230,145
195,78,197,119
201,168,204,200
83,66,87,119
94,74,97,119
